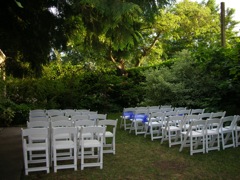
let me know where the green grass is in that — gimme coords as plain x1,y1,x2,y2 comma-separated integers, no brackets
24,113,240,180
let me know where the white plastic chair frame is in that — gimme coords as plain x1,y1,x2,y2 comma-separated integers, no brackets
219,116,236,150
129,109,149,135
79,126,105,170
179,120,206,155
52,127,78,172
205,118,221,153
98,119,118,154
144,112,166,141
161,115,184,147
120,107,135,130
22,128,50,175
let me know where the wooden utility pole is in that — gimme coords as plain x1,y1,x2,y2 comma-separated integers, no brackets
221,2,226,47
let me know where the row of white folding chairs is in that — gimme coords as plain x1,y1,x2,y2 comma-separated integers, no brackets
121,108,206,133
143,111,226,141
179,115,240,155
29,109,94,118
151,113,239,155
22,119,118,175
29,113,107,125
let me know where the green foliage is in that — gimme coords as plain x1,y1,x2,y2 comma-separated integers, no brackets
0,98,15,127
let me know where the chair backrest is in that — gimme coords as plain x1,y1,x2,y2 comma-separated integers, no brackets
165,115,184,127
122,108,135,119
149,106,160,109
62,109,75,114
74,119,94,127
75,109,90,114
51,120,73,128
47,110,64,117
165,111,177,117
29,111,47,118
199,113,212,120
52,127,77,141
27,121,49,128
29,116,49,122
160,105,172,108
133,109,149,123
149,112,166,122
221,115,236,129
205,118,221,130
181,114,200,130
148,108,161,114
50,115,69,122
187,120,206,135
190,109,205,115
134,109,149,116
22,127,48,140
71,114,89,122
174,107,187,111
176,109,191,116
98,119,118,134
80,126,105,140
211,111,226,119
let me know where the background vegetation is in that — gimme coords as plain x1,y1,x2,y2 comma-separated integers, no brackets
0,0,240,126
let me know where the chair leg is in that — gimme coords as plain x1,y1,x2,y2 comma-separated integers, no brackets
81,146,84,170
46,148,50,173
23,149,28,175
53,148,57,173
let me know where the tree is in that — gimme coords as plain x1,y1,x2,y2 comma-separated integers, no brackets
162,0,239,58
65,0,175,75
0,0,78,77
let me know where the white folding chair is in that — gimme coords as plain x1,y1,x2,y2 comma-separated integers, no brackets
129,109,149,135
79,126,105,170
52,127,78,172
205,118,221,153
22,128,50,175
75,119,95,158
120,107,135,130
161,115,184,147
98,119,118,154
144,112,166,141
219,116,236,150
179,120,206,155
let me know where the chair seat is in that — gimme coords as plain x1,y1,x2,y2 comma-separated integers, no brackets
206,129,218,135
26,143,48,151
181,131,203,138
54,140,75,149
99,132,113,137
82,140,102,148
165,126,181,131
219,127,233,132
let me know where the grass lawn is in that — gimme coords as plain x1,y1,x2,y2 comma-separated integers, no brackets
24,113,240,180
